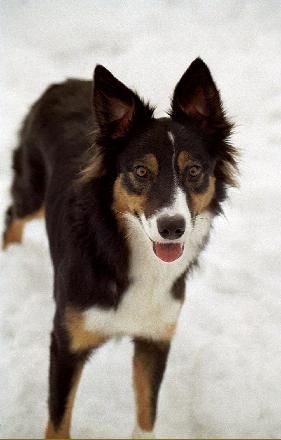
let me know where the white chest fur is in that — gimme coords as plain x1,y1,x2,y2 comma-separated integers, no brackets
83,212,212,341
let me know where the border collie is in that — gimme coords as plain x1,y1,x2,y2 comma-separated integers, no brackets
3,58,238,438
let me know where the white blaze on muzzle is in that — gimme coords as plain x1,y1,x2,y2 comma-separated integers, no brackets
140,187,192,262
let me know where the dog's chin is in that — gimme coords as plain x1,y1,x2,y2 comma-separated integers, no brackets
152,242,184,263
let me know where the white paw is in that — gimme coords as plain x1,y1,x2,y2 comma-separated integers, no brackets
132,426,155,439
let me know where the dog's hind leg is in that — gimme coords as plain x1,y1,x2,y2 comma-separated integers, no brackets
132,339,170,439
2,141,45,249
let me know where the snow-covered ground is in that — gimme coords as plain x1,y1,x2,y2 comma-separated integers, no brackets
1,1,281,438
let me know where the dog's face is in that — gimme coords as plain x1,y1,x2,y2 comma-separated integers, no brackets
90,59,236,263
113,120,216,262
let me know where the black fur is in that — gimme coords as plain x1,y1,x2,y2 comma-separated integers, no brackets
4,58,238,435
48,330,89,429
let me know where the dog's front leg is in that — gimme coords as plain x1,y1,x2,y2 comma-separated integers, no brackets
45,329,88,439
132,338,170,439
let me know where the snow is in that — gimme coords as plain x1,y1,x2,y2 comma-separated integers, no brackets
1,0,281,438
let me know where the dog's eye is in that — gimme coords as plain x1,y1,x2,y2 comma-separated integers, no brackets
188,165,201,178
135,166,148,178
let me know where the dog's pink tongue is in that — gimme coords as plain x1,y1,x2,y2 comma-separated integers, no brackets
154,243,183,263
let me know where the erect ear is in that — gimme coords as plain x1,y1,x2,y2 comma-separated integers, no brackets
170,58,227,134
93,65,153,139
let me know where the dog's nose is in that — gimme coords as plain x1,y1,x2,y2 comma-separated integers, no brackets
157,215,186,240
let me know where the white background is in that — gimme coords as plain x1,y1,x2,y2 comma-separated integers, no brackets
0,0,281,437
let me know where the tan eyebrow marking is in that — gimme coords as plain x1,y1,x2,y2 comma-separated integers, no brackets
177,150,205,185
177,150,190,173
143,153,159,175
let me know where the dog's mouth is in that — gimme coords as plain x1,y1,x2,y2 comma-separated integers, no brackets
152,242,184,263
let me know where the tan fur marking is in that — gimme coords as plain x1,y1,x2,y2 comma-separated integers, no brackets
2,207,44,250
113,176,146,216
45,366,83,439
178,151,205,186
221,159,239,187
133,357,153,432
78,150,105,184
162,322,177,341
143,153,159,175
65,307,107,352
177,150,190,173
191,176,216,215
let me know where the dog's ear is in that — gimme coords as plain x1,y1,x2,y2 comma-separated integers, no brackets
170,58,228,136
171,58,238,186
93,65,153,139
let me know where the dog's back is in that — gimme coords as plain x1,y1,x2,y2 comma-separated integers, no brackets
3,79,93,253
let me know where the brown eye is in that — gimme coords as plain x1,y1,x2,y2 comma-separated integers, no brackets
135,166,148,178
189,165,201,177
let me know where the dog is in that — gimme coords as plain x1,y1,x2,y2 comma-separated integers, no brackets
3,58,238,438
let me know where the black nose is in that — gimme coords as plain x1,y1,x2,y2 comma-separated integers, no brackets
157,215,186,240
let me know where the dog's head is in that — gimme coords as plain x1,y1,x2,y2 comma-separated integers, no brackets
83,59,238,264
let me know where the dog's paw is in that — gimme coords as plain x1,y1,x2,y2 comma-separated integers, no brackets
132,426,155,439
